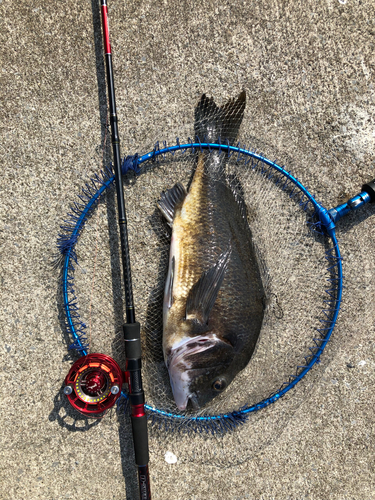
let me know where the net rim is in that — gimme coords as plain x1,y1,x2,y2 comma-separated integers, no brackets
59,142,343,428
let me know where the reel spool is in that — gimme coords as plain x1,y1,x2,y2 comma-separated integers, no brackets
64,353,124,416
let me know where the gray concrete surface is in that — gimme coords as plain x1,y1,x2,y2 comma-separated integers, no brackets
1,0,374,499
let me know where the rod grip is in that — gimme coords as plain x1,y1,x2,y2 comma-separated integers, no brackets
124,322,142,359
131,414,149,465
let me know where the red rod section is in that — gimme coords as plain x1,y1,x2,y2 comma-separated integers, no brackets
100,3,111,54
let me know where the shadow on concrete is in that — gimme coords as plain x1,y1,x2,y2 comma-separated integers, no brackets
49,383,102,432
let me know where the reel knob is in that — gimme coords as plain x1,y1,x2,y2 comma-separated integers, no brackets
64,353,124,416
84,370,106,395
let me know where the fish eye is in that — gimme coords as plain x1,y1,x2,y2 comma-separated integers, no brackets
212,378,227,392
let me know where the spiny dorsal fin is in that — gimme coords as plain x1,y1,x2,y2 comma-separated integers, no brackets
157,182,187,226
227,173,249,222
194,91,246,146
186,244,232,325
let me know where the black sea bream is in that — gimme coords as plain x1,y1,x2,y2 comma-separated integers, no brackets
158,91,264,410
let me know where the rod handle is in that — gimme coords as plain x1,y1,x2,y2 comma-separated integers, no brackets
138,465,152,500
131,414,150,466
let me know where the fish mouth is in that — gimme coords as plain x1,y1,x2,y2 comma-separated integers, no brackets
167,334,228,411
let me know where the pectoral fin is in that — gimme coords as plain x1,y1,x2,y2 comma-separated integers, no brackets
186,244,232,325
157,182,187,226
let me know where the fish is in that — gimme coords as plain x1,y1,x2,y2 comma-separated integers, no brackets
157,91,265,410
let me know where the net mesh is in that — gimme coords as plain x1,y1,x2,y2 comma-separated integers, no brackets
63,104,337,465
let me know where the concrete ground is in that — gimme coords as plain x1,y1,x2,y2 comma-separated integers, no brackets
1,0,374,499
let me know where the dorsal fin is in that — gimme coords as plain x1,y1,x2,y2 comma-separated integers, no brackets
227,173,249,222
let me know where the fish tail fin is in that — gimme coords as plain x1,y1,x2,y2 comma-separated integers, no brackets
194,90,246,146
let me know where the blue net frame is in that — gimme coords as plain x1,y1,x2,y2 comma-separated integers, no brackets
58,141,344,433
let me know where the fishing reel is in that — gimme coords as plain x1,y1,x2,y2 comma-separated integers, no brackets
64,353,124,416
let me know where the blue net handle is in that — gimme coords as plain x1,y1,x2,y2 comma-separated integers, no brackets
61,142,343,429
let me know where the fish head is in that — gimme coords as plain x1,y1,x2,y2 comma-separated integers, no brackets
166,332,235,411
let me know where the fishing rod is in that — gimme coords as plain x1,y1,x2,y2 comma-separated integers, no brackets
99,1,151,496
64,1,151,499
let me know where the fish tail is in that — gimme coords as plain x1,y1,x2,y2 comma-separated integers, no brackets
194,90,246,146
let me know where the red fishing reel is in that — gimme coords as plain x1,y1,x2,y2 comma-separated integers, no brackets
64,353,124,416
